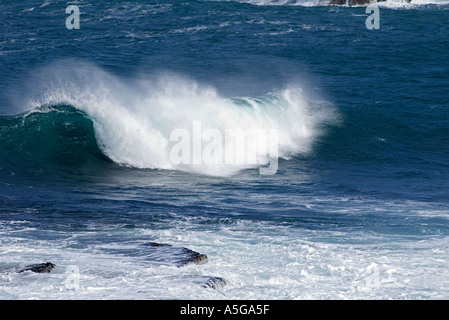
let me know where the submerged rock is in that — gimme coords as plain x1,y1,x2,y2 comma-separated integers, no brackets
200,276,227,290
17,262,55,274
330,0,409,5
97,241,209,267
143,242,208,267
329,0,372,5
163,275,227,290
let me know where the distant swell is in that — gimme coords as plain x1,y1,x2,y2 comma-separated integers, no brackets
2,60,338,176
224,0,449,6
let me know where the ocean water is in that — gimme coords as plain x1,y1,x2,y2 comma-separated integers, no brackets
1,0,449,300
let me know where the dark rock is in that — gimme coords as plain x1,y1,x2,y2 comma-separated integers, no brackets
185,252,208,266
97,241,209,267
330,0,346,4
200,276,227,290
329,0,371,5
143,242,208,267
330,0,409,5
17,262,55,273
166,275,227,290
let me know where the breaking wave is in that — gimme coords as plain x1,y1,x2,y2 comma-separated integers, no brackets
1,60,338,176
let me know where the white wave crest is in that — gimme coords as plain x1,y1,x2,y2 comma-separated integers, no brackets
21,60,338,176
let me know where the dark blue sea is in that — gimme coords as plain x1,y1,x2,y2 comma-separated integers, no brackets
1,0,449,299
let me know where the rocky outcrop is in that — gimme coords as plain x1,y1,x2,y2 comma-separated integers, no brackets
10,246,226,290
143,242,208,267
97,241,209,267
329,0,376,5
17,262,55,273
13,244,209,270
177,275,227,290
200,276,227,290
330,0,410,5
